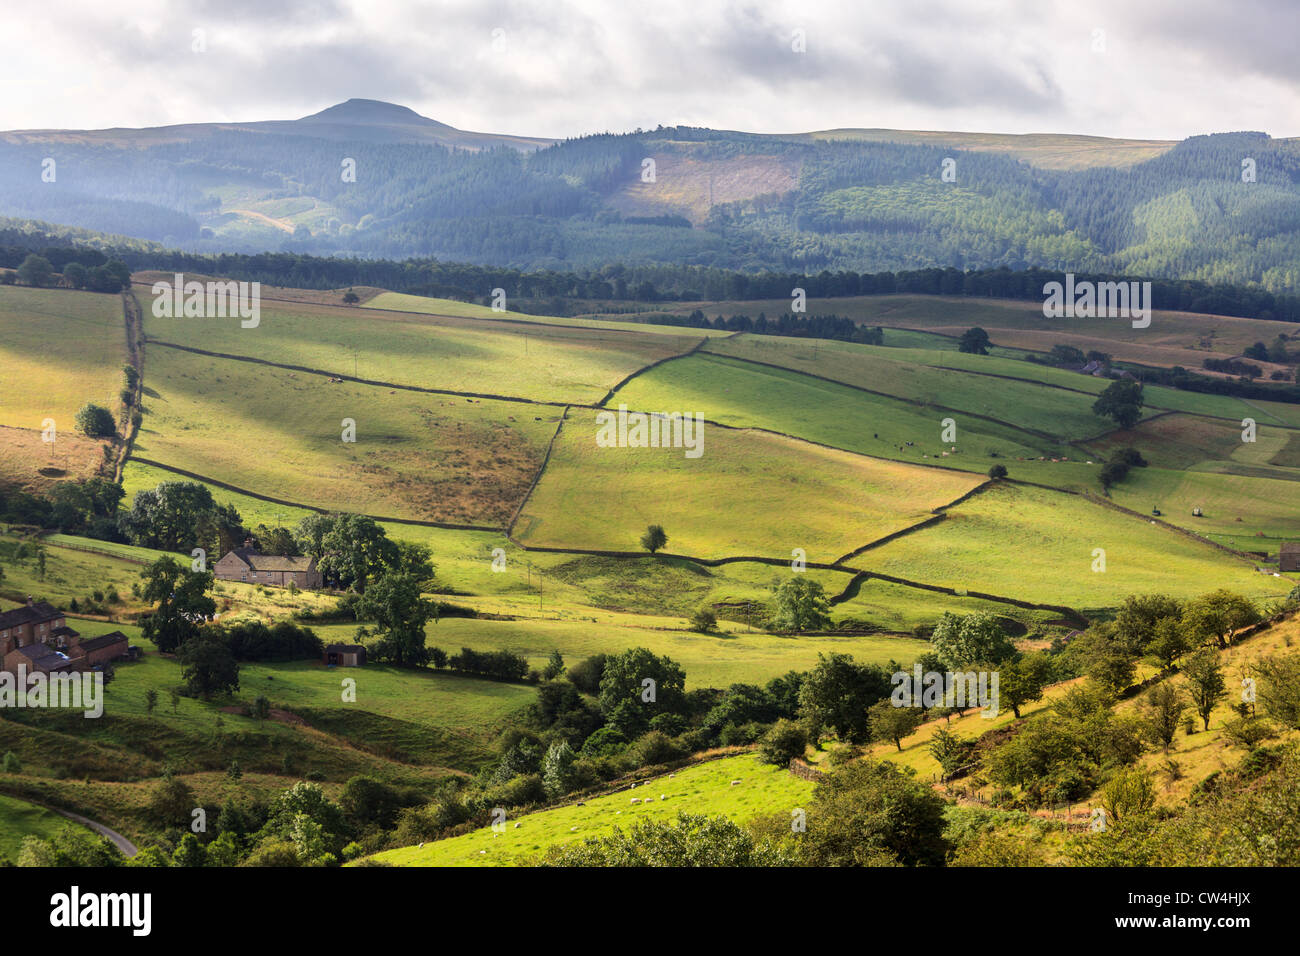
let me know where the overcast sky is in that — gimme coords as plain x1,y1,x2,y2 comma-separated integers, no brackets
2,0,1296,140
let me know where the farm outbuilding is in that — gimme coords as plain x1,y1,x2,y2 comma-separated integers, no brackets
324,644,367,667
1280,542,1300,573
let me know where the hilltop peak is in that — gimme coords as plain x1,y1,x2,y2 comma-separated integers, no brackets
297,98,450,129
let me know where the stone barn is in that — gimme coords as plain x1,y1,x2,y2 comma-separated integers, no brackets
215,548,323,589
1281,542,1300,573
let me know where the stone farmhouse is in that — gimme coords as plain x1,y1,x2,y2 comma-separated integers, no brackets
1281,542,1300,573
214,547,323,589
0,599,130,675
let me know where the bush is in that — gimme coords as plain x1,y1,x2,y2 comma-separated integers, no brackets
631,731,686,768
579,726,628,759
690,608,718,633
74,403,117,438
758,718,808,766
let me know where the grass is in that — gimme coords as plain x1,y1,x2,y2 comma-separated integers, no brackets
1099,467,1300,548
0,794,95,860
610,352,1052,469
363,751,813,866
0,285,126,431
134,348,557,525
702,337,1125,441
142,286,706,405
659,294,1300,371
368,291,732,338
513,407,984,563
853,481,1291,611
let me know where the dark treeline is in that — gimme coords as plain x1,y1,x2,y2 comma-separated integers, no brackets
5,222,1292,325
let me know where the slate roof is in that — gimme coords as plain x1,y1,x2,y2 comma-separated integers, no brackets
76,631,128,653
0,601,62,630
222,549,315,572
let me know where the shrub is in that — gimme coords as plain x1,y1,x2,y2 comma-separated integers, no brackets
758,718,808,766
74,403,117,438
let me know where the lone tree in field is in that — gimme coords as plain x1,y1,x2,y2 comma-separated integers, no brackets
771,577,832,632
75,403,117,438
958,327,990,355
690,607,718,633
987,464,1007,479
1092,378,1144,430
342,290,360,304
640,524,668,554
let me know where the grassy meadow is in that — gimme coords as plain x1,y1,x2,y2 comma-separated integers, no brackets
853,481,1291,610
141,287,703,405
0,285,126,431
513,407,984,562
0,794,94,860
364,751,813,866
134,348,557,525
610,352,1052,468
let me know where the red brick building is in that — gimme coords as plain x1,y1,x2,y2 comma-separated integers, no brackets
0,599,130,674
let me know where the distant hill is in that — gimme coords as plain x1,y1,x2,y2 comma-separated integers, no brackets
0,98,555,151
2,102,1299,293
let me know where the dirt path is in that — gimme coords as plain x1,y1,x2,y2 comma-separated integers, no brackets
228,208,295,233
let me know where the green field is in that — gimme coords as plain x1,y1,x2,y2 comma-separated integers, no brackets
513,407,984,562
134,348,558,526
661,294,1300,371
142,289,706,406
853,481,1291,610
0,285,126,430
610,352,1053,469
0,794,94,861
364,751,813,866
368,291,733,338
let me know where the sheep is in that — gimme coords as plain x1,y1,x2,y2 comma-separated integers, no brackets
730,779,742,786
513,822,521,829
659,794,666,801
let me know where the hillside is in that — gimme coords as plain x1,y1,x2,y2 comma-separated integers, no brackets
3,104,1300,294
0,276,1296,871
